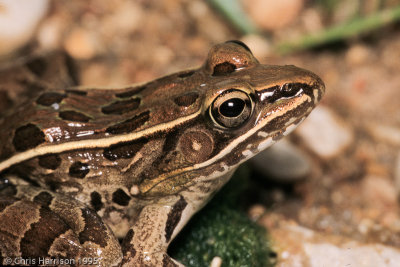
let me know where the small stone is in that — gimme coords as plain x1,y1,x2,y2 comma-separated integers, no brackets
296,106,354,159
241,0,304,31
263,217,400,267
103,1,143,34
367,123,400,146
305,242,400,267
240,35,272,59
345,44,372,66
187,0,208,18
250,139,311,182
248,204,267,221
301,8,324,33
362,175,397,208
64,28,99,59
210,257,222,267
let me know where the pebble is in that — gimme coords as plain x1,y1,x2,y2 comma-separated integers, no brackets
361,175,397,208
250,139,311,182
248,204,267,221
301,8,324,33
264,217,400,267
305,242,400,267
0,0,49,56
296,106,354,159
64,28,100,59
240,34,272,59
210,257,222,267
345,44,372,66
367,123,400,146
241,0,304,31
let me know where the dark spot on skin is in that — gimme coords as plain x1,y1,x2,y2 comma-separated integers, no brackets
121,229,135,257
59,110,91,122
115,86,146,98
33,191,53,207
162,129,179,153
20,206,70,258
150,129,179,170
106,111,150,134
78,208,108,247
90,191,103,211
36,92,66,106
165,196,187,242
46,181,61,191
226,40,252,53
38,154,61,170
5,163,40,186
112,189,131,206
13,123,45,151
177,70,195,78
69,161,90,178
0,179,17,196
173,92,199,107
101,98,141,115
65,89,87,96
26,57,47,77
212,62,236,76
103,138,147,161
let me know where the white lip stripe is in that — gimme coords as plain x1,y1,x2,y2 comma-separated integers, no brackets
0,110,201,172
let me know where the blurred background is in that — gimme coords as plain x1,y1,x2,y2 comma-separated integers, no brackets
1,0,400,266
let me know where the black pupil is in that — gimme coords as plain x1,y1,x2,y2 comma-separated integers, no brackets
219,98,245,117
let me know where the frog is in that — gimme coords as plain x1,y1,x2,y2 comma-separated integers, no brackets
0,40,324,266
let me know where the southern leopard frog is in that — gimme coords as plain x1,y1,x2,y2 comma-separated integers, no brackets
0,41,324,266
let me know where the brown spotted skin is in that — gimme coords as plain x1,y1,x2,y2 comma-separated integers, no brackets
0,41,325,266
0,184,122,266
0,51,78,116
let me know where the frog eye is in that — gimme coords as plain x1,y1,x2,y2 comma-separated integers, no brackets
210,89,253,128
